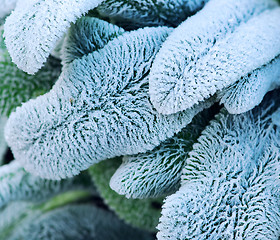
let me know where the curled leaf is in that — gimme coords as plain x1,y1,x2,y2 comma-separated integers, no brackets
89,157,163,232
62,16,125,65
149,0,280,114
157,90,280,239
5,27,212,179
110,106,218,199
219,55,280,114
97,0,208,28
4,0,106,74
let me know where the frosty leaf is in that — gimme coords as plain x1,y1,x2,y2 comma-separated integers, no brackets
62,16,125,65
5,27,213,180
97,0,208,29
157,90,280,239
89,157,163,232
149,0,280,114
0,0,17,19
219,55,280,114
3,0,106,74
0,27,61,116
0,117,7,165
110,106,218,199
6,204,153,240
0,160,94,208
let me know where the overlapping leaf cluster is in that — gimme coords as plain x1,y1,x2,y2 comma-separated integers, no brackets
0,0,280,239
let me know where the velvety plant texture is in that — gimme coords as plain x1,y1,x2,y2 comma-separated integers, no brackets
0,0,280,239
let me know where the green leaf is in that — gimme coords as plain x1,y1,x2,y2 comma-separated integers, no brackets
89,157,163,232
110,105,219,199
0,27,61,116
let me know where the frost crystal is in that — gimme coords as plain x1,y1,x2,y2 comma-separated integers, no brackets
97,0,208,29
3,0,106,74
0,161,94,208
62,17,125,65
219,55,280,114
89,157,163,232
157,91,280,239
110,106,218,199
149,0,280,114
5,27,212,179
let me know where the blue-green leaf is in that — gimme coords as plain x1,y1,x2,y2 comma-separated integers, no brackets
4,0,106,74
89,157,163,232
5,27,212,179
157,90,280,239
0,161,94,208
110,106,218,199
97,0,208,28
62,17,125,65
149,0,280,114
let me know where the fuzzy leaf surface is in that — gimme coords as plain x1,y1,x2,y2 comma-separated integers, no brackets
5,27,212,179
7,204,153,240
0,0,17,19
157,91,280,239
0,161,94,208
219,55,280,114
4,0,106,74
62,17,125,65
149,0,280,114
110,106,218,199
97,0,208,29
0,27,61,116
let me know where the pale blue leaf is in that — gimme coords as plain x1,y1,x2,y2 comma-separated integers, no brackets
62,16,125,65
8,204,153,240
110,106,218,199
5,27,212,180
0,0,17,19
149,0,280,114
157,90,280,239
4,0,106,74
219,55,280,114
0,202,34,238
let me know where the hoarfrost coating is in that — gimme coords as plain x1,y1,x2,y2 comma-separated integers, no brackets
5,26,212,179
149,0,280,114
